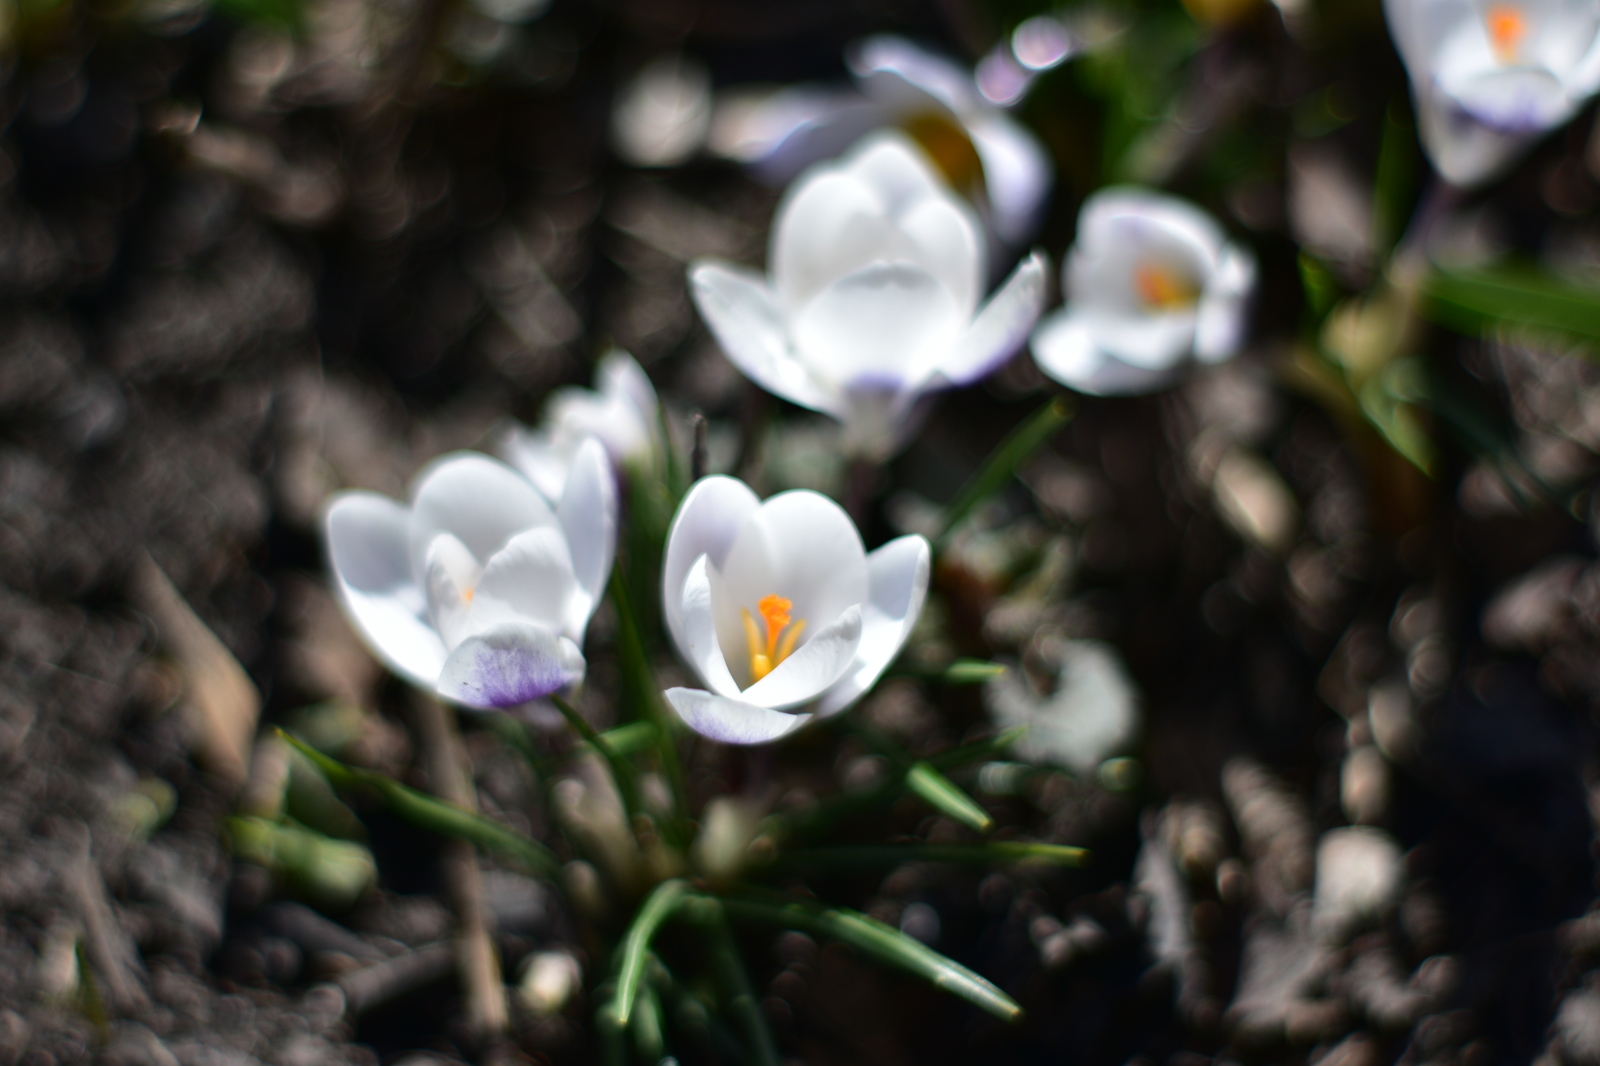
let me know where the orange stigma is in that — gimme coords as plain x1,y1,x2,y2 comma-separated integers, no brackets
1486,3,1527,62
741,594,806,684
1134,263,1198,310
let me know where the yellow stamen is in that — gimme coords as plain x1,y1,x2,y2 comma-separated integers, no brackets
743,595,803,684
462,587,475,603
774,619,807,664
1486,3,1527,63
901,111,986,193
1134,263,1199,310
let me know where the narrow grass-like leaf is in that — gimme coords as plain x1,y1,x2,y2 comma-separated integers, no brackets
611,878,693,1026
609,568,690,835
278,730,559,877
906,761,993,832
893,659,1007,684
1422,264,1600,345
721,892,1023,1022
593,721,659,759
937,397,1074,549
772,727,1027,841
681,897,780,1066
550,694,642,821
779,842,1090,867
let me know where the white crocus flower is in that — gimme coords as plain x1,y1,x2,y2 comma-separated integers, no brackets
690,131,1048,461
324,445,616,710
661,476,931,745
710,35,1053,247
1386,0,1600,186
501,350,661,501
1030,188,1256,396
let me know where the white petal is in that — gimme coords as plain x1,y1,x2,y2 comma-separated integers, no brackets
679,555,746,699
556,438,617,638
710,490,869,678
424,533,485,649
841,130,956,219
407,453,557,584
473,525,581,638
437,623,585,710
499,424,574,503
818,536,931,716
739,604,863,710
771,165,904,311
598,350,660,436
1194,245,1257,362
896,190,984,316
1412,84,1536,186
850,35,975,115
1031,311,1180,396
688,261,844,416
324,492,447,688
664,688,813,745
966,114,1053,245
791,263,962,388
935,250,1048,387
662,475,762,654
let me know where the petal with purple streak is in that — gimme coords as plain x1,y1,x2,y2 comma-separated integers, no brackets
437,623,586,710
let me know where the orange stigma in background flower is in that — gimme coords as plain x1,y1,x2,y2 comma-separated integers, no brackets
902,111,986,193
741,594,806,683
1134,263,1198,310
1486,3,1527,62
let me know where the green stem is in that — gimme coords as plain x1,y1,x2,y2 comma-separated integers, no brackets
777,842,1090,868
720,891,1023,1023
611,878,693,1026
936,396,1075,550
770,726,1027,842
684,896,780,1066
550,694,642,824
609,568,690,831
278,730,559,877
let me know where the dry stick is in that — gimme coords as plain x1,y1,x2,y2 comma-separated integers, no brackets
63,825,147,1015
412,694,511,1056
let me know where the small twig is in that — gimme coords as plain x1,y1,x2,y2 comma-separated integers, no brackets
63,826,147,1015
338,941,455,1016
690,412,709,482
411,695,510,1052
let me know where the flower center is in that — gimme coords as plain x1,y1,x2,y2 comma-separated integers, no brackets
1485,3,1527,63
741,594,806,683
902,111,986,193
1134,262,1199,310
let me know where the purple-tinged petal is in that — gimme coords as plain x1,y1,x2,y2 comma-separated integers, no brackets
437,623,585,710
663,688,814,745
934,249,1048,387
325,492,447,689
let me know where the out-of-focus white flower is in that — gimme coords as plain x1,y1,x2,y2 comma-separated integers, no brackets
1385,0,1600,186
611,53,713,168
690,132,1047,460
1030,187,1256,396
324,446,616,709
708,35,1053,247
501,350,661,501
661,476,930,745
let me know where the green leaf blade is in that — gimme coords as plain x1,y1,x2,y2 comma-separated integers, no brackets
906,761,993,833
722,893,1023,1023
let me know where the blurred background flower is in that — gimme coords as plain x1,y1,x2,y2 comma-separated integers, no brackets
1031,187,1256,395
690,132,1046,460
324,447,614,708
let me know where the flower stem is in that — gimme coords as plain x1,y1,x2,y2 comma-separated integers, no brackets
549,693,643,825
685,896,781,1066
936,396,1075,550
608,568,691,833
